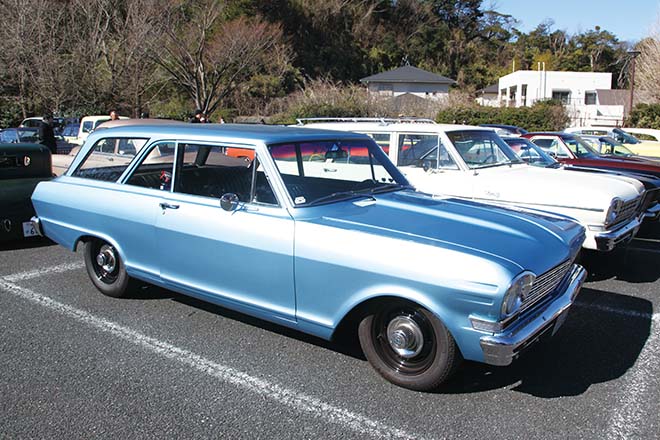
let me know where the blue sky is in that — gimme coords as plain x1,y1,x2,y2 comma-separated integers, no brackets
492,0,659,42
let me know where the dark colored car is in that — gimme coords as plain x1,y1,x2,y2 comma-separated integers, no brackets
0,127,75,155
0,127,40,144
0,143,52,241
480,124,528,136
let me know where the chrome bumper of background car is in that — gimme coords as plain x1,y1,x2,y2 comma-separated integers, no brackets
480,264,587,366
594,217,641,251
643,204,660,221
30,216,43,237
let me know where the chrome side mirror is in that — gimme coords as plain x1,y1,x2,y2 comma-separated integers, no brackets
220,193,239,211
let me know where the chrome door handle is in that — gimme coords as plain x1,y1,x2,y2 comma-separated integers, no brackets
323,168,337,172
159,202,180,210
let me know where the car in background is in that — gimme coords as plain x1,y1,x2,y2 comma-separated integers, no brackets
297,118,646,252
479,124,528,136
1,143,52,241
522,132,660,178
20,116,67,134
579,135,639,157
503,136,660,221
72,115,129,145
564,126,660,157
0,127,40,144
31,122,587,391
0,127,74,155
61,123,80,143
623,127,660,143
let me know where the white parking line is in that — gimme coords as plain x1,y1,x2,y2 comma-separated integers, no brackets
0,277,426,440
2,261,85,282
604,312,660,440
3,263,659,439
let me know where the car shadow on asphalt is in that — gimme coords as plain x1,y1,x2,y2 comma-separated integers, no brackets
131,283,652,397
127,284,366,359
438,287,653,397
581,244,660,283
0,237,55,252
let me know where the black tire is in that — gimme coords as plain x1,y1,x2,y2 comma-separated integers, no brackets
358,300,462,391
83,239,132,298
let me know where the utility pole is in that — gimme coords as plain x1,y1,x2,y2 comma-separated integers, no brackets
627,50,641,120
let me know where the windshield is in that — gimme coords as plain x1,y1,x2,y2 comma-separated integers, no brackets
503,138,557,167
268,138,410,206
446,130,523,169
612,128,641,144
598,137,635,156
564,135,600,158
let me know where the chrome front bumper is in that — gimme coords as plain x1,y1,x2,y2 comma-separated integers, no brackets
594,217,641,251
480,264,587,366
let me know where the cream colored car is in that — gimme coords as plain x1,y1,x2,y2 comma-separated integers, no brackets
565,126,660,157
298,118,646,251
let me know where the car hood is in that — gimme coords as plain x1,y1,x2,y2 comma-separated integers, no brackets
303,190,584,276
470,164,643,209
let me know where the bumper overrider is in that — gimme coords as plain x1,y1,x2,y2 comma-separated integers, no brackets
594,217,641,252
644,203,660,221
30,216,44,237
480,264,587,366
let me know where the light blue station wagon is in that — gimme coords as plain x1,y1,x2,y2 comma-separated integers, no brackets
31,122,587,390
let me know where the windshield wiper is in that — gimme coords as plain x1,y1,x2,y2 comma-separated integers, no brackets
368,183,410,194
306,191,375,206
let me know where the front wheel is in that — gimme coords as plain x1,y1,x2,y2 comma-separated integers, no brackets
83,239,132,298
358,300,461,391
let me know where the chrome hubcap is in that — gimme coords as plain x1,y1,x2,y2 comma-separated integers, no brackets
386,316,424,358
96,245,117,273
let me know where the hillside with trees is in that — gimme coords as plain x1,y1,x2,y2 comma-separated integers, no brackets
0,0,652,126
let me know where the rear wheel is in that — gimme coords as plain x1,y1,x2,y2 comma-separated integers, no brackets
358,300,461,391
83,239,132,298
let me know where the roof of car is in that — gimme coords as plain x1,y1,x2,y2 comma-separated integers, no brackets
86,122,374,145
297,120,488,133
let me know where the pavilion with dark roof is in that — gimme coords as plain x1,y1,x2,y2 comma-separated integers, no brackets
360,66,456,100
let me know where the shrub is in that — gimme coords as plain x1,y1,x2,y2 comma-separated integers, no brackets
435,100,570,131
627,103,660,129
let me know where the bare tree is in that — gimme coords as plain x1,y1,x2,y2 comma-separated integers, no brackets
152,0,292,115
636,32,660,103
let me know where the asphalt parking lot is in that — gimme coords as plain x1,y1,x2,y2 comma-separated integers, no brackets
1,227,659,439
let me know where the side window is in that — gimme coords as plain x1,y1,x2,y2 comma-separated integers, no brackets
81,121,94,133
125,141,176,190
176,144,276,205
364,133,390,155
397,134,442,166
72,137,145,181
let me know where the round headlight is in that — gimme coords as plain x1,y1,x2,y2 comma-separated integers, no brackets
501,272,536,318
605,198,622,227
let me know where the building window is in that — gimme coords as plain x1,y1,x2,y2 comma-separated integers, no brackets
552,90,571,104
585,91,597,105
521,84,528,106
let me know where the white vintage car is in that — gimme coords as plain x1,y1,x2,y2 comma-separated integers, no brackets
297,119,646,251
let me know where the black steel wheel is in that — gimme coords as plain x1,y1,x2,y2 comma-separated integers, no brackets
358,300,461,391
83,239,132,298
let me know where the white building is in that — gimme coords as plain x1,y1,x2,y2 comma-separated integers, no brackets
360,66,456,101
497,70,626,126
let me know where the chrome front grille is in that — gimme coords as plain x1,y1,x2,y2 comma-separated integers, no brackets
611,196,641,229
520,259,573,313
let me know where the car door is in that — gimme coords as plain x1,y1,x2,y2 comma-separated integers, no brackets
155,142,296,323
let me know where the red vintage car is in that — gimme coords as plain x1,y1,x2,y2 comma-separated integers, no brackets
521,132,660,178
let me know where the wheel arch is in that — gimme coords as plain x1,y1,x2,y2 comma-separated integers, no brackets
330,294,465,358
